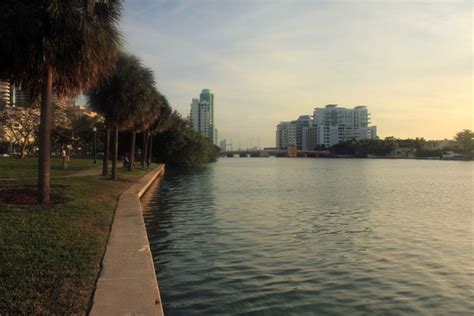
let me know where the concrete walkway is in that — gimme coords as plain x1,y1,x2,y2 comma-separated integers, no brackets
65,167,103,177
90,164,165,316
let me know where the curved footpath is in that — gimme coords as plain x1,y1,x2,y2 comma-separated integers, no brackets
90,164,165,316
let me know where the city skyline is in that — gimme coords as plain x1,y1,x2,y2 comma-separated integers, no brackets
122,0,471,147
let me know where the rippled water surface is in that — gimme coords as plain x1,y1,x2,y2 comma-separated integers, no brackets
142,159,473,315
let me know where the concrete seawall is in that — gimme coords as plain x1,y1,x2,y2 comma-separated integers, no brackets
90,165,165,316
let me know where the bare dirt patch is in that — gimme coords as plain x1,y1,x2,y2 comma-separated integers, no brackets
0,188,71,205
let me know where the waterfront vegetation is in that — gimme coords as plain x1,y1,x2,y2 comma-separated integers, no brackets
0,1,219,203
0,158,157,314
152,111,220,167
87,53,160,180
328,130,473,159
1,0,122,203
454,129,474,159
0,2,218,313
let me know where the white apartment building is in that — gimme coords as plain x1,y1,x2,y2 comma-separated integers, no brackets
190,98,212,140
276,122,291,150
313,104,376,148
276,115,313,150
288,123,297,147
314,105,369,128
276,104,377,150
0,80,11,110
190,89,217,145
276,121,303,150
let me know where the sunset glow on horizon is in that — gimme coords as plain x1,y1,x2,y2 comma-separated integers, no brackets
122,0,472,147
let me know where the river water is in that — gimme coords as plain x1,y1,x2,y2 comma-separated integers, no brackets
142,158,473,315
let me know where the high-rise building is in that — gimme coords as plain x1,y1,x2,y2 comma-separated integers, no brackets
314,104,370,128
313,104,376,147
1,83,74,110
276,115,313,150
307,126,319,150
191,98,210,139
13,86,32,107
276,122,291,150
276,104,377,150
199,89,215,144
219,139,227,152
0,80,11,110
295,115,312,150
12,85,70,109
190,89,217,144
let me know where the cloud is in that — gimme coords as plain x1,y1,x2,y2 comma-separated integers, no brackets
121,0,472,146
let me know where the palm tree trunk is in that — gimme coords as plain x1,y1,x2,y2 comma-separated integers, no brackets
84,0,93,15
141,132,148,168
38,66,53,204
102,127,110,176
147,133,153,167
129,131,136,171
111,126,118,180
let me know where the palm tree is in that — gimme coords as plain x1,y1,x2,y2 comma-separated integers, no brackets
128,88,160,171
0,0,122,203
138,89,165,169
455,129,474,159
147,94,172,167
102,126,110,176
87,53,155,180
141,132,149,169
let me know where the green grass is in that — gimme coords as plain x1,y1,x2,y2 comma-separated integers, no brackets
0,157,99,179
0,159,158,314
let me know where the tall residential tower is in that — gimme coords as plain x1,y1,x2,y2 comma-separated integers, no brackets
190,89,217,145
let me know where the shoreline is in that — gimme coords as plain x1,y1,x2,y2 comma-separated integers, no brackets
222,156,472,161
90,164,166,316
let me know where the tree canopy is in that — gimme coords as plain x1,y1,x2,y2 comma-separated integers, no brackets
87,53,156,130
0,107,40,158
151,111,219,167
454,129,474,158
0,0,123,97
0,0,123,202
149,93,173,136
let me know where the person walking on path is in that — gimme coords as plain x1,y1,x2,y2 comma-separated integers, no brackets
62,148,70,170
123,155,130,170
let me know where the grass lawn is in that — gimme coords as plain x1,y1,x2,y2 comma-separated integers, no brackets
0,157,99,179
0,158,158,314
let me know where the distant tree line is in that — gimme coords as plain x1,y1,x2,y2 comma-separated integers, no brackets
151,112,220,167
328,130,473,159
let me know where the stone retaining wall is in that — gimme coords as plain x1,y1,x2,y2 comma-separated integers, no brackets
90,165,165,315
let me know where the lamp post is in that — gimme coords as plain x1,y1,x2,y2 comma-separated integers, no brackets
92,126,97,164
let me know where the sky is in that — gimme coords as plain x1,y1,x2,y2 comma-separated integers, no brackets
120,0,472,147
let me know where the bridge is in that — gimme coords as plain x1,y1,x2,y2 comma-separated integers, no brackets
219,149,331,158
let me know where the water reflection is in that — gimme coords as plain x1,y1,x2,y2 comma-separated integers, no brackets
143,166,218,274
143,159,473,315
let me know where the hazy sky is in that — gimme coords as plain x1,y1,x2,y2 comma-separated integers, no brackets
121,0,472,147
